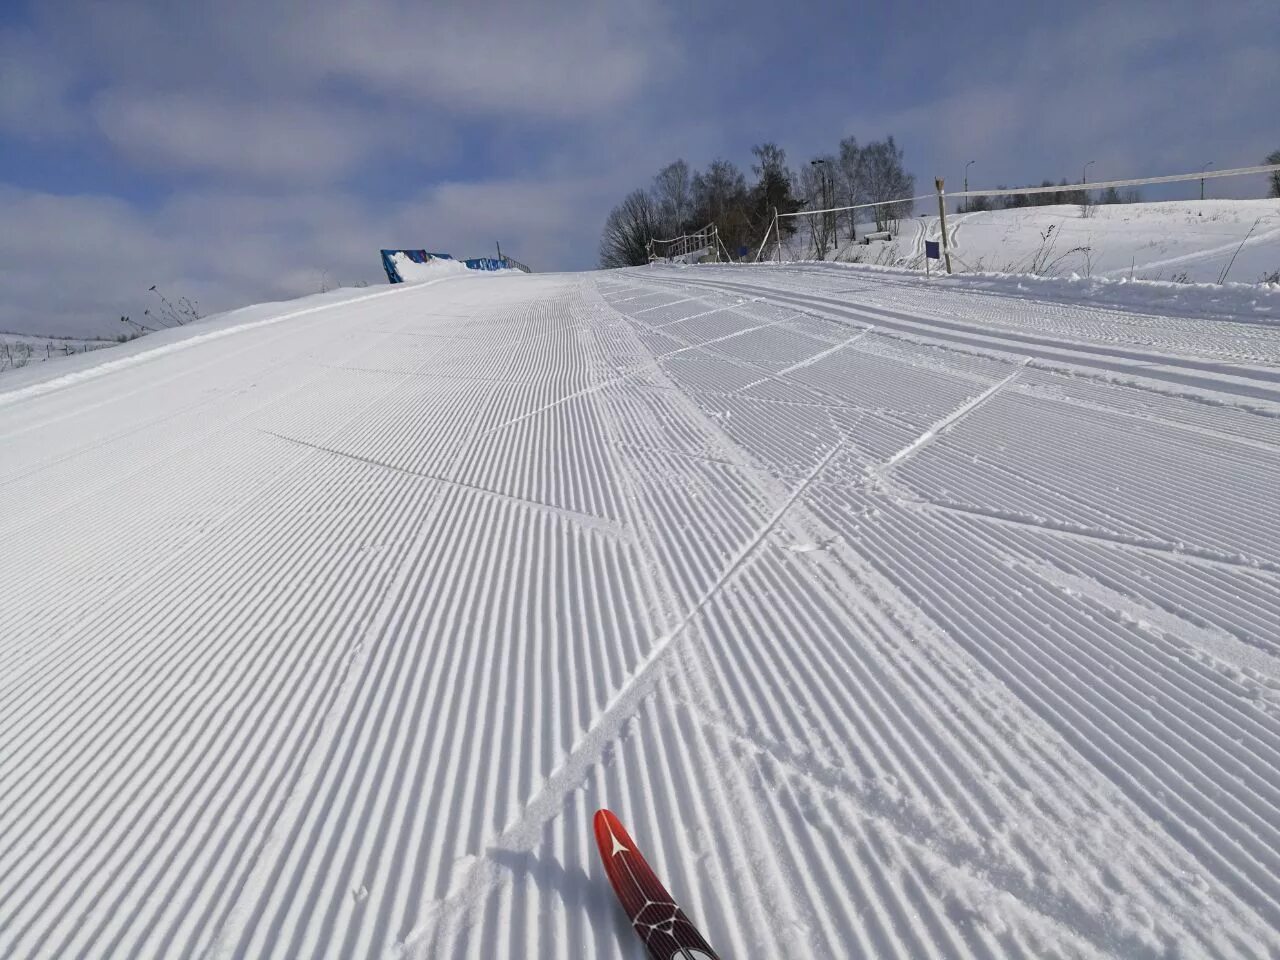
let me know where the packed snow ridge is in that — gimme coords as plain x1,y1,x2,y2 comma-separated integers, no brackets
2,260,1279,958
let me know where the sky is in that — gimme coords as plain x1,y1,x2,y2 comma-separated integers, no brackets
1,0,1277,337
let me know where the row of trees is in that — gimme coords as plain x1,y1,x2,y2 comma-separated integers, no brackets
600,136,915,268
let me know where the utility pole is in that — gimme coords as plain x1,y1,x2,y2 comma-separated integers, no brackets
496,240,502,262
964,160,975,212
1200,161,1213,201
934,177,953,275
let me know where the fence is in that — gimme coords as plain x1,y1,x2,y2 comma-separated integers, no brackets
648,223,732,264
463,257,510,272
1,339,114,373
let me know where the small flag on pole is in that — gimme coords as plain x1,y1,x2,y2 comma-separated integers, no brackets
925,240,941,260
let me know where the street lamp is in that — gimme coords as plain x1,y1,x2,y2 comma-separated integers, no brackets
1200,161,1214,201
811,158,829,205
1082,160,1095,185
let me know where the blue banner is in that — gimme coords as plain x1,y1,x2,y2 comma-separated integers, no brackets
380,249,518,282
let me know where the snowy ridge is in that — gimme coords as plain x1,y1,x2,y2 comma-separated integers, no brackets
1,264,1278,958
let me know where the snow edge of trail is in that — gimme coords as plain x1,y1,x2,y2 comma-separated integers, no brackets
0,277,462,410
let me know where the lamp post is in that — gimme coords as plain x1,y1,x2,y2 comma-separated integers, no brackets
1200,161,1213,201
1082,160,1095,185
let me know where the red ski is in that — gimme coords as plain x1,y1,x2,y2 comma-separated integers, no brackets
593,808,723,960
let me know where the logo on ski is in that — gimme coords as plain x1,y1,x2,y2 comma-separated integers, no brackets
593,808,723,960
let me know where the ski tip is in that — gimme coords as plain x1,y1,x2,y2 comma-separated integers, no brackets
593,808,621,833
593,808,624,856
592,807,724,960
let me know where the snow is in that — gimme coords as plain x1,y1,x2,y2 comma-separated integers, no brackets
781,198,1280,287
0,333,119,374
390,252,471,282
2,262,1279,958
940,199,1280,284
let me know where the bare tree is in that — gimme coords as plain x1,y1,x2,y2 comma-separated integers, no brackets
599,189,660,268
797,161,836,260
861,136,915,231
748,143,802,252
692,159,750,253
652,160,693,238
1099,185,1140,204
835,136,865,240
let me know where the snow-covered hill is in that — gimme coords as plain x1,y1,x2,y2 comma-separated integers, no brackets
781,198,1280,285
2,264,1279,958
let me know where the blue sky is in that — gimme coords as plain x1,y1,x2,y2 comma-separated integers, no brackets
1,0,1276,336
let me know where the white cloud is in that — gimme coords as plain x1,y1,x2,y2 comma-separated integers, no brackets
4,0,679,186
0,32,79,138
289,0,670,117
0,188,180,336
49,0,672,120
0,172,622,338
91,90,415,182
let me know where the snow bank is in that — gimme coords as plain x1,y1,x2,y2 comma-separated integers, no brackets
737,252,1280,325
0,278,465,406
390,252,471,283
944,199,1280,285
777,198,1280,288
953,270,1280,324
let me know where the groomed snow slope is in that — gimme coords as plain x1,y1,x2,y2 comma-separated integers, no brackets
2,264,1279,958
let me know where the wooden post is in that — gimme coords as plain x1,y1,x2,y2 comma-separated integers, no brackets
935,177,953,275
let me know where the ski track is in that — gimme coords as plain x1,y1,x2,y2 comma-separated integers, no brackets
2,265,1279,958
